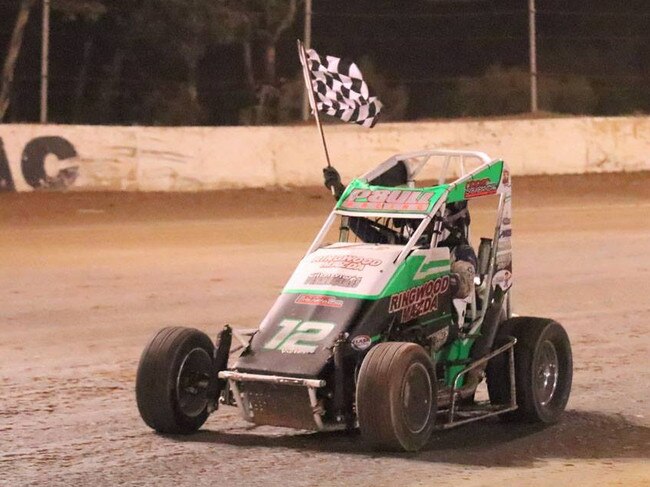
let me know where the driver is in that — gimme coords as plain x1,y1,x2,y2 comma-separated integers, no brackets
323,166,476,300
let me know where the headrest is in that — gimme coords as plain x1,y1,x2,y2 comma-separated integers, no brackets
369,160,408,187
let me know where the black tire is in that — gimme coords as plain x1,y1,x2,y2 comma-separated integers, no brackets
136,326,215,434
356,342,437,451
486,317,572,423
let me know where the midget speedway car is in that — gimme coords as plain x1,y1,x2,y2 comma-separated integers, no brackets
135,149,573,451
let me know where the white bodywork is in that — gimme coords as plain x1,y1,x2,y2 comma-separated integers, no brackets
284,243,402,297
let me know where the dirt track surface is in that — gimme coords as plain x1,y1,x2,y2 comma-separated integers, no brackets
1,173,649,486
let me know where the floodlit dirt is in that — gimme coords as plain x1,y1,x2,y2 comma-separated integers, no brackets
1,172,649,486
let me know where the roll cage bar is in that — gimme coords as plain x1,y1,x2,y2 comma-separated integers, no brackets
362,149,491,187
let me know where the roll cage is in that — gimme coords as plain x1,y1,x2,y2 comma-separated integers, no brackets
307,149,509,267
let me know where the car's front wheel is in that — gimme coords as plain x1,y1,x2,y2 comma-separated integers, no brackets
356,342,437,451
136,327,215,434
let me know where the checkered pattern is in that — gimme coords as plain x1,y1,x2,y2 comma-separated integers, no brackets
306,49,383,128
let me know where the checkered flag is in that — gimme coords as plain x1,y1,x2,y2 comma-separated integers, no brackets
304,48,383,128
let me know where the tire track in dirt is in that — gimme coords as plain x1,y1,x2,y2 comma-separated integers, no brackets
2,179,650,486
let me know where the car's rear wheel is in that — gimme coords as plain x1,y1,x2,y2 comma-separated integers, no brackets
356,342,437,451
486,317,572,423
136,327,215,434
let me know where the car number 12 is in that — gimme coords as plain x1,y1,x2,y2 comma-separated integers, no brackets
263,319,336,353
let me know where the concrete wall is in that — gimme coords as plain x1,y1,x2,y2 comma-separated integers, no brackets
1,116,648,192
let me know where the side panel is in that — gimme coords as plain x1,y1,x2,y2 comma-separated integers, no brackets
493,164,513,292
380,248,454,346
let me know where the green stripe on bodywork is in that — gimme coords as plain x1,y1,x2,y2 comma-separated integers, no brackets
283,288,383,300
380,255,449,296
417,259,448,275
284,255,450,300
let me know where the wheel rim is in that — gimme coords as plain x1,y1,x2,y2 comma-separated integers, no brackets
401,362,432,434
535,340,559,407
176,347,212,418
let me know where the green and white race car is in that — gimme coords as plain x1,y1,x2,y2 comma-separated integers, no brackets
135,149,573,452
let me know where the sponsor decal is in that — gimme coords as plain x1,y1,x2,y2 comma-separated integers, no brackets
492,269,513,290
311,254,382,271
305,272,361,288
389,275,450,323
499,228,512,238
497,240,512,252
341,188,433,212
464,178,498,199
295,294,344,308
496,252,512,270
263,319,336,353
502,217,512,225
351,335,372,351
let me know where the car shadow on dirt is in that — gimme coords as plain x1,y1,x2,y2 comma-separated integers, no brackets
170,410,650,467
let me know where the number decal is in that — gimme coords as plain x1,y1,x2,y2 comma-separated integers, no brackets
282,321,335,353
263,319,336,353
263,319,300,350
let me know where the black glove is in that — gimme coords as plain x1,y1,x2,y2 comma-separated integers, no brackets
323,166,346,199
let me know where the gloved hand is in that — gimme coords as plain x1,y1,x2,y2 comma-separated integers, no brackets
323,166,346,199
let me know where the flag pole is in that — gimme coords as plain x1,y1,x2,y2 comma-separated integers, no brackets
297,39,332,168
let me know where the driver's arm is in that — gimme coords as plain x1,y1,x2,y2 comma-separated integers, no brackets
323,166,397,244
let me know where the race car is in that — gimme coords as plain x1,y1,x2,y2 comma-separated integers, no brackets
135,149,573,452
